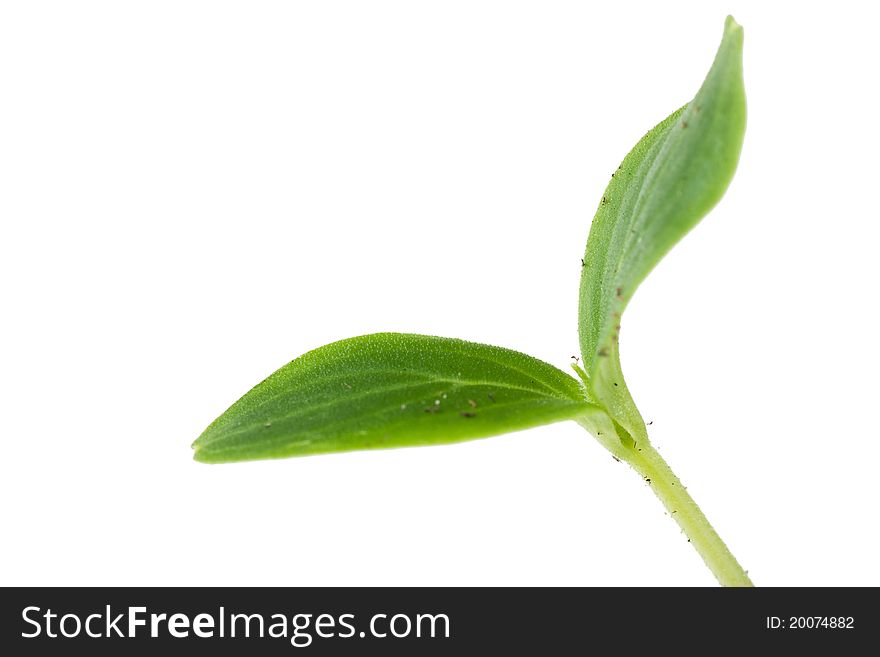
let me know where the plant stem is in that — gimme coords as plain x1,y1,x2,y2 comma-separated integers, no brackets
624,439,753,586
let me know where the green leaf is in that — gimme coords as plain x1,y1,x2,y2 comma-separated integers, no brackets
193,333,591,463
578,16,746,442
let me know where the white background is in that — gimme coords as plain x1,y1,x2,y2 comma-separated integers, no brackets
2,1,878,587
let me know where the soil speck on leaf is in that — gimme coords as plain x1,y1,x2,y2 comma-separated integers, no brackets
460,412,477,418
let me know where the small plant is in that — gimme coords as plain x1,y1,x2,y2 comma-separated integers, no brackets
193,17,750,586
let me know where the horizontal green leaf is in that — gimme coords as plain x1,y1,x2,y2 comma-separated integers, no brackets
193,333,591,463
578,17,746,441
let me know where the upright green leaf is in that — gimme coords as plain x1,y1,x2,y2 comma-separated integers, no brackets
193,333,592,463
578,16,746,442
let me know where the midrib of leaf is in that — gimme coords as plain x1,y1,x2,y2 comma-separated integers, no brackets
212,361,574,432
207,340,583,433
197,395,584,458
197,375,576,449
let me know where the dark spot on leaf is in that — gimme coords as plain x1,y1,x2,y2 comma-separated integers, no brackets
597,348,609,357
581,258,586,267
424,407,439,414
615,286,624,299
601,196,609,205
681,120,688,129
645,477,652,484
460,412,477,418
613,383,618,387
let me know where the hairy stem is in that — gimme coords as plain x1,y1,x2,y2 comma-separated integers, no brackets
578,414,752,586
627,439,752,586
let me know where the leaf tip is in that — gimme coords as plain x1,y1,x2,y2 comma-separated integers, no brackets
723,15,744,47
191,442,208,463
724,15,742,33
191,435,214,464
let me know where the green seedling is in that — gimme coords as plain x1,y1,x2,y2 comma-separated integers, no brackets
193,17,750,586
